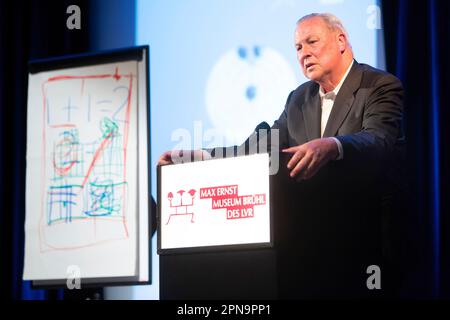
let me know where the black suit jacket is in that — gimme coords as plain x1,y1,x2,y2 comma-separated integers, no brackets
271,61,404,299
273,60,403,160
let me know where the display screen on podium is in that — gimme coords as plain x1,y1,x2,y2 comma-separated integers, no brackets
157,153,272,254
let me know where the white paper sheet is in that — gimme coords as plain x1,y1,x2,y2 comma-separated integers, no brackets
24,61,139,280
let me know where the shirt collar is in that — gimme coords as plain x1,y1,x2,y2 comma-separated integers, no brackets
319,60,354,100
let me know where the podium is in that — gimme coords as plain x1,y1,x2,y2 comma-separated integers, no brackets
157,154,284,299
157,151,390,299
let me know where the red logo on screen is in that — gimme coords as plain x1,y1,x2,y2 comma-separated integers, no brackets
165,189,196,225
165,185,266,225
200,185,266,220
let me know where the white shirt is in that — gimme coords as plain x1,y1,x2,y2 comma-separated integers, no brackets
319,60,354,160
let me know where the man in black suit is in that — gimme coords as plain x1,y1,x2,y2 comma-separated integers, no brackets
277,13,403,180
270,13,404,299
158,13,404,299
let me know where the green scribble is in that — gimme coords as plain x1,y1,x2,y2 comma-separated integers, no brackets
100,117,118,139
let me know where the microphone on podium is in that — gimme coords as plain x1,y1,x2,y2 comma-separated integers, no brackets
243,121,271,155
255,121,271,135
211,121,272,158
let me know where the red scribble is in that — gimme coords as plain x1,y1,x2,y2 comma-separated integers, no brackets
46,71,133,84
47,74,111,82
51,127,78,177
49,124,76,128
40,234,128,252
80,129,114,188
52,157,77,177
113,67,121,81
120,74,134,237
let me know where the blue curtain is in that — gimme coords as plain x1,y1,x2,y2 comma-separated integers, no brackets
382,0,450,298
0,0,91,300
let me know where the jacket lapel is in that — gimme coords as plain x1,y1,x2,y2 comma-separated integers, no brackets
302,83,322,140
322,61,362,138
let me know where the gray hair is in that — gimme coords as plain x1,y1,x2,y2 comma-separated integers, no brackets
297,13,351,48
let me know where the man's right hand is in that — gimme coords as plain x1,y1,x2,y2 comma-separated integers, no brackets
157,150,176,166
157,149,210,166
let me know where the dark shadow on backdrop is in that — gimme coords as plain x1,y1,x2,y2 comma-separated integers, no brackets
0,0,92,300
382,0,450,298
0,0,141,300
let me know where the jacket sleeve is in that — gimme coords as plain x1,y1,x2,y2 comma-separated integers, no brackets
205,90,295,159
335,74,404,163
271,90,294,151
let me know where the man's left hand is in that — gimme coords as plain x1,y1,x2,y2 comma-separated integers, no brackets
282,137,339,180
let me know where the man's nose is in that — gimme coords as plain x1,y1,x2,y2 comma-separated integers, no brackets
299,46,311,61
300,51,312,66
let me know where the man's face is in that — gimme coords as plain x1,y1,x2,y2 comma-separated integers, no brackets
294,17,343,82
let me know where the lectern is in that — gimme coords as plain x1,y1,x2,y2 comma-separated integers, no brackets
157,150,389,299
157,154,284,299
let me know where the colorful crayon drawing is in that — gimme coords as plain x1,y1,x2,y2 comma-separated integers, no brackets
39,66,137,252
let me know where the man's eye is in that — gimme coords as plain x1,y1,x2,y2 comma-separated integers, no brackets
296,46,302,51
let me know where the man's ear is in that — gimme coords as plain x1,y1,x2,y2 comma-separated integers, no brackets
337,33,347,53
